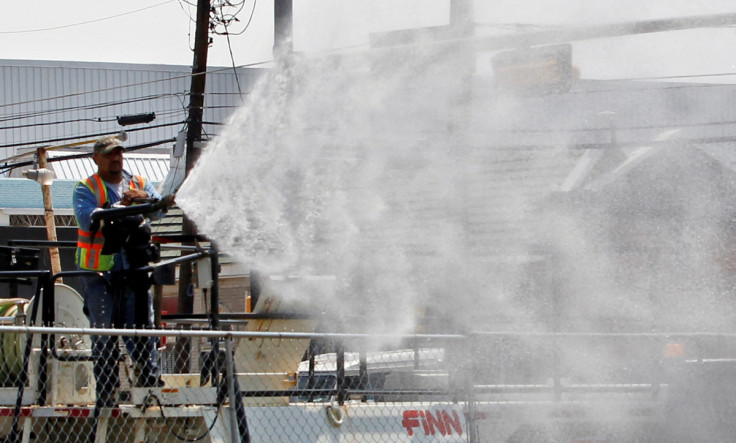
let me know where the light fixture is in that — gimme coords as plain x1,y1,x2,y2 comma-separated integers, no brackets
23,168,55,186
116,112,156,126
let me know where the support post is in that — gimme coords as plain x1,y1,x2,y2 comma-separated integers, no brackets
274,0,293,54
36,149,62,280
176,0,211,373
225,335,239,443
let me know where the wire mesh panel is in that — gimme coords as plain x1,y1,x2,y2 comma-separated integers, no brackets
3,320,736,442
0,318,471,443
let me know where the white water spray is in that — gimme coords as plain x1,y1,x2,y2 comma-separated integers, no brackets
176,36,542,334
175,6,736,441
177,15,736,339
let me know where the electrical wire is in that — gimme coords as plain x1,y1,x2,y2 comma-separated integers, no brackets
210,0,252,37
0,107,185,128
0,93,189,122
176,0,198,24
11,107,735,145
0,1,177,34
0,89,226,127
0,117,114,131
0,60,272,112
0,137,177,175
566,79,736,96
584,72,736,82
202,105,240,110
0,121,184,150
207,91,252,96
0,92,193,120
213,0,258,37
176,0,197,52
612,73,736,83
0,108,189,133
0,64,262,110
222,19,244,101
141,371,228,443
240,0,259,36
476,118,736,135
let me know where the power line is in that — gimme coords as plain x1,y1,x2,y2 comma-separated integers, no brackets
586,72,736,82
0,108,184,128
222,16,244,100
476,118,736,135
10,112,734,145
211,0,258,37
210,0,247,36
0,109,188,132
0,117,114,131
0,121,185,150
4,131,730,176
0,1,177,34
0,93,189,123
566,79,736,96
177,0,198,23
0,61,270,111
0,103,229,132
0,137,178,175
0,86,242,126
0,93,187,120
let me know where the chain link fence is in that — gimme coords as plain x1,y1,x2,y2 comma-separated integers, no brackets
0,319,734,442
0,281,735,442
0,296,472,443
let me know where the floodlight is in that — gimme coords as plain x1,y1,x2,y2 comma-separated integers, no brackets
23,168,55,186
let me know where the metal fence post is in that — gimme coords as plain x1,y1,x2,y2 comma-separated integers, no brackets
225,335,239,443
336,342,345,405
465,334,480,443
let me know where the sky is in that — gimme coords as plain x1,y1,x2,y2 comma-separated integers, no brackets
1,1,736,81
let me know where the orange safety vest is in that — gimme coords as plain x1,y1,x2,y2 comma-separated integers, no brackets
75,174,147,271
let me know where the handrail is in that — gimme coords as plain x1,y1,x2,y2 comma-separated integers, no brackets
7,240,77,249
0,325,466,341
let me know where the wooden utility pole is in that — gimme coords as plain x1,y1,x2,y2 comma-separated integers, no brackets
176,0,211,372
37,149,62,280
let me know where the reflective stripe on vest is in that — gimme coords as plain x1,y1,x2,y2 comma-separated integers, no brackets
77,228,108,270
76,174,146,271
83,174,108,207
129,176,146,190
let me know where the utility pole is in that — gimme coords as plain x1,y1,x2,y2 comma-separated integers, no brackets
36,149,62,280
274,0,293,55
449,3,478,442
176,0,211,373
450,0,473,33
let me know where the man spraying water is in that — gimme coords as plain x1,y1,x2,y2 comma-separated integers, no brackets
72,135,173,408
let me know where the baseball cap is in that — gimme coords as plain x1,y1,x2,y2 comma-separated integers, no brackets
93,136,125,154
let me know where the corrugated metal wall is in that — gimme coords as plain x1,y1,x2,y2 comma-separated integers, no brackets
0,59,265,163
47,151,169,182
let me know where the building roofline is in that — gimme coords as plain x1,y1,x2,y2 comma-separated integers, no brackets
0,58,267,73
1,208,73,216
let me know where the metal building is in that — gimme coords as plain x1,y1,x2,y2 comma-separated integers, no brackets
0,58,265,164
0,58,265,227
